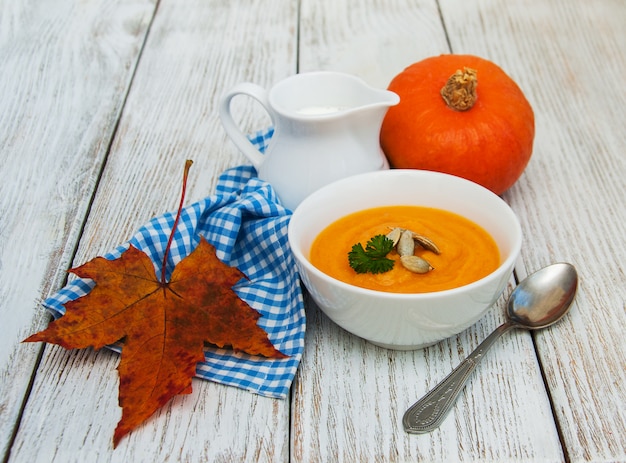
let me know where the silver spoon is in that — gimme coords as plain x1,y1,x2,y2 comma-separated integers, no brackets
403,262,578,434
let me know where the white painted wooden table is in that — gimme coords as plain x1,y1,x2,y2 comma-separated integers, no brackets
1,0,625,461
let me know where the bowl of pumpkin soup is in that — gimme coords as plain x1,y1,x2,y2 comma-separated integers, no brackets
287,169,522,350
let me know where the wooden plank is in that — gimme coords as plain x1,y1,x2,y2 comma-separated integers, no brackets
10,0,297,461
298,0,451,88
292,0,564,461
13,346,290,462
0,0,155,457
440,0,626,460
295,289,564,462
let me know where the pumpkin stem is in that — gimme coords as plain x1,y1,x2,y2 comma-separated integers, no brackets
440,67,478,111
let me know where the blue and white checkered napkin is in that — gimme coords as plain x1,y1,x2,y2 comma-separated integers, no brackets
43,128,304,399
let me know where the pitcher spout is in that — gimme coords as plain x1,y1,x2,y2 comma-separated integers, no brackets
267,71,399,119
367,88,400,110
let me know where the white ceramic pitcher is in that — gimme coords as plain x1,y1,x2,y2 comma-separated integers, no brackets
219,71,399,210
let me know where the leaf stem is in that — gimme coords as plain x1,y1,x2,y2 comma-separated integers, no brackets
161,160,193,284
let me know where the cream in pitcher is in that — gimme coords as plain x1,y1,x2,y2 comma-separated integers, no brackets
219,72,399,210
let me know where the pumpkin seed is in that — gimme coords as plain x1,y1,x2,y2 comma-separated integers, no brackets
386,227,402,247
411,232,441,255
397,229,415,257
400,255,434,274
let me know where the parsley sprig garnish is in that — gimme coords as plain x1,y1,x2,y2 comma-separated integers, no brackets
348,234,395,274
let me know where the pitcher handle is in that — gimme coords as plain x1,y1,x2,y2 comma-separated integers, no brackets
219,82,274,170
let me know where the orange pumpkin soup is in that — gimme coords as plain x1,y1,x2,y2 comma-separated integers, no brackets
309,205,500,293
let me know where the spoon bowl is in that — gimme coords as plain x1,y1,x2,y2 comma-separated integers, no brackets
403,263,578,434
508,263,578,329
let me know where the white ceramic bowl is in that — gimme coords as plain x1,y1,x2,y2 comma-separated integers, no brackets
288,169,522,350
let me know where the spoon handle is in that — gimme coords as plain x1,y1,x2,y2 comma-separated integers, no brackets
403,321,515,434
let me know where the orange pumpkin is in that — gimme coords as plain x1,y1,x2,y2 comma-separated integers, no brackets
380,55,535,195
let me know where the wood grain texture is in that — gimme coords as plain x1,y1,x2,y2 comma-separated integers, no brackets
292,0,562,461
0,0,155,457
3,0,625,461
298,0,449,88
440,0,626,460
12,346,289,463
9,0,297,461
295,290,567,463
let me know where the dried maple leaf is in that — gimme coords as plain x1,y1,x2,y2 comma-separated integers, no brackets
24,161,286,447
